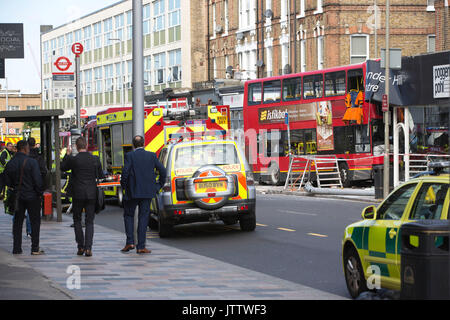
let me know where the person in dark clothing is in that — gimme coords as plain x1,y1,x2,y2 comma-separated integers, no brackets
61,137,104,257
120,135,166,254
3,140,44,255
27,137,48,189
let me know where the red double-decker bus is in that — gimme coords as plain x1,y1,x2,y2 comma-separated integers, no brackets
243,62,385,186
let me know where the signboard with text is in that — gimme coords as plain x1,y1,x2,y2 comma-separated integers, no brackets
0,23,24,59
52,55,75,99
433,64,450,99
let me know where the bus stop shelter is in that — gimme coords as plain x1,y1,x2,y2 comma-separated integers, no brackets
0,109,64,222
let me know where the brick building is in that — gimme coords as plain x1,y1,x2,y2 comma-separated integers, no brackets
206,0,443,81
0,93,41,137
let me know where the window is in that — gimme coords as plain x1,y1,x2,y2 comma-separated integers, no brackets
283,77,302,101
169,0,181,27
224,0,229,33
301,39,306,72
144,56,151,86
127,60,132,87
299,0,305,17
74,30,82,42
263,80,281,103
317,36,324,70
168,49,181,82
153,0,165,32
7,105,19,111
355,125,370,153
239,0,256,29
143,4,151,34
27,105,39,110
325,71,346,97
247,82,262,104
83,26,92,51
350,35,368,64
427,0,435,11
126,10,132,40
377,183,417,220
115,13,124,40
303,74,323,99
104,64,114,92
410,183,449,220
348,69,364,92
84,69,92,95
154,52,166,84
104,18,113,46
212,2,216,37
94,22,102,49
315,0,323,14
115,62,123,91
94,67,102,93
280,129,317,156
428,35,436,53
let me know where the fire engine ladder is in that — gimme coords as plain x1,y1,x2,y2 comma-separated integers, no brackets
314,155,343,188
284,156,313,191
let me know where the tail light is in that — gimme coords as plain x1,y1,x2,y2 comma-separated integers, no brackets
239,205,248,211
175,178,187,200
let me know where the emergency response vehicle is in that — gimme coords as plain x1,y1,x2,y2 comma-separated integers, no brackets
342,161,450,298
149,131,256,237
92,104,230,205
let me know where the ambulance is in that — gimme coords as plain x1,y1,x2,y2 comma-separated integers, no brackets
93,104,231,206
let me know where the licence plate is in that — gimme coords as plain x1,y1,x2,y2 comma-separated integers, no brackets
195,181,227,193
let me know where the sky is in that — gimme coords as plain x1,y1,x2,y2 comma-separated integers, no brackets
0,0,120,94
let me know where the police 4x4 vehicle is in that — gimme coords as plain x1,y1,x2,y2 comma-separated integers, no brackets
149,131,256,237
342,161,450,298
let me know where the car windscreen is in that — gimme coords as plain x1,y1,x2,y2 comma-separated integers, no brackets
174,143,240,170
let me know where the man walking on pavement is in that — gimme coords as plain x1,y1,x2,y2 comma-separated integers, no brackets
3,140,44,255
120,135,166,254
61,137,104,257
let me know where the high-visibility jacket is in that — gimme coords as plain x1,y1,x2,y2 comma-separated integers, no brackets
0,149,12,174
345,90,364,108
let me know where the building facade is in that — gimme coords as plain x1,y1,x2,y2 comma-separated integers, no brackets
0,93,41,137
207,0,442,81
40,0,207,121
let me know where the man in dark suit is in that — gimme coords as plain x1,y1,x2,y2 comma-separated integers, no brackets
120,135,166,254
3,140,44,255
61,137,104,257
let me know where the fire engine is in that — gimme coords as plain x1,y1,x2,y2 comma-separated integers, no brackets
88,103,230,206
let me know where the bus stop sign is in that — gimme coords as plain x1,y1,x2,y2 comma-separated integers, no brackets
285,112,289,125
382,94,388,112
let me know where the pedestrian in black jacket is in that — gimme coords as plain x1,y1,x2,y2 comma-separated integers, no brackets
3,140,44,255
27,137,47,189
61,137,104,257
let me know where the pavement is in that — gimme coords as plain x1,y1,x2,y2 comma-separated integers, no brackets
256,185,383,203
0,204,346,300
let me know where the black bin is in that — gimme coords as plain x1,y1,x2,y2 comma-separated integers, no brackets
400,220,450,300
373,165,393,199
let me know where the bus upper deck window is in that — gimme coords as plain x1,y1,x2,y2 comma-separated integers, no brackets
347,69,364,92
248,83,262,105
325,71,346,97
303,74,323,99
263,80,281,104
283,77,302,101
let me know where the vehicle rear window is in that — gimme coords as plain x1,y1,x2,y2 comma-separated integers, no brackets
174,143,240,170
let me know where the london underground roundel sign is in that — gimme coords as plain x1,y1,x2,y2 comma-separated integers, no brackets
53,56,72,72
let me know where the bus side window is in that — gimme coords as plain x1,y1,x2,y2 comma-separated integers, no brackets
263,80,281,103
347,69,364,92
283,77,302,101
248,83,262,105
303,74,323,99
325,71,346,97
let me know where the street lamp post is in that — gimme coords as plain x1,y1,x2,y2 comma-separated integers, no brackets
383,0,390,198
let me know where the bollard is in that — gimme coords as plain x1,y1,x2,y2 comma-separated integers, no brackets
400,220,450,300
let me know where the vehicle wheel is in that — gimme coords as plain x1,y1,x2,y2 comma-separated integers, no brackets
158,212,173,238
344,246,368,299
339,162,351,188
239,211,256,232
268,163,283,186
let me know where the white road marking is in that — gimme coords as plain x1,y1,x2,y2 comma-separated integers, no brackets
278,227,296,232
307,233,328,238
277,209,317,216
